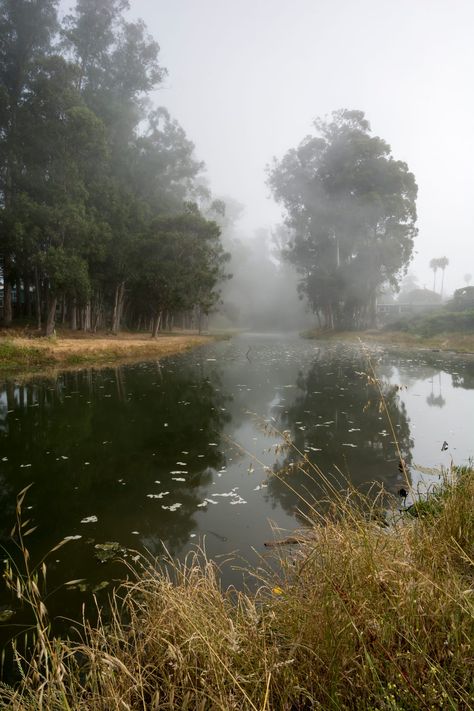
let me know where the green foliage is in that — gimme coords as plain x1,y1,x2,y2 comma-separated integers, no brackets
268,109,418,330
386,308,474,336
449,286,474,311
0,0,228,335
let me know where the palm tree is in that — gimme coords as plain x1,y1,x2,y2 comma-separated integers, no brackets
438,256,449,297
429,258,439,292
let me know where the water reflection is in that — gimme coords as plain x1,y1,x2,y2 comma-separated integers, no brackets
1,336,473,648
265,346,414,518
0,361,230,563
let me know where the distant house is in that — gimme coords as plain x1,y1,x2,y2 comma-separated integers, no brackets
376,288,442,324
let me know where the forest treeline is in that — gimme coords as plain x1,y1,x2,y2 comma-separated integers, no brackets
0,0,229,336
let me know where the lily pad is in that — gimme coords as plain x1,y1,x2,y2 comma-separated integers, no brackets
0,609,15,622
94,541,125,563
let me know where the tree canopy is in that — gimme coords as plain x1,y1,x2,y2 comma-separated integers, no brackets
0,0,229,335
267,109,418,330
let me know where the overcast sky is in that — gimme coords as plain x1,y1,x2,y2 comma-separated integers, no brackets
62,0,474,295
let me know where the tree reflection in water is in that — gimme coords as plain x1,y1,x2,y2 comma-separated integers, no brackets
265,347,414,520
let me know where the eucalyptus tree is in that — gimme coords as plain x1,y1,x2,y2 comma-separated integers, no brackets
19,57,107,334
133,205,230,336
0,0,59,324
62,0,166,333
268,110,418,330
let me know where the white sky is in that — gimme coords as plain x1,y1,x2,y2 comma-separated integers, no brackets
63,0,474,295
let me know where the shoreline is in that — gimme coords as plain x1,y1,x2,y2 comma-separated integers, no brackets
0,331,217,377
2,328,474,380
301,328,474,354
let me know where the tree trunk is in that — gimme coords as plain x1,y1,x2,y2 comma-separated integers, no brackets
152,312,161,338
24,278,32,318
82,301,91,331
112,281,125,334
61,295,67,324
45,294,57,336
2,273,13,326
70,300,77,330
35,267,42,331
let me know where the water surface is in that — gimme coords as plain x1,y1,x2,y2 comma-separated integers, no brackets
1,334,473,647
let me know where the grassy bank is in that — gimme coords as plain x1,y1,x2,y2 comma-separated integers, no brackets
302,327,474,354
0,331,215,373
1,467,473,710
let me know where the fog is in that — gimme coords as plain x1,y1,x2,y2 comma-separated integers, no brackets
55,0,474,322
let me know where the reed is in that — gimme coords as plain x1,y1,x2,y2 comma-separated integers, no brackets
1,357,473,709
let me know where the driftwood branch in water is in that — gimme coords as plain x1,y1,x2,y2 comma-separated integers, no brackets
264,535,309,548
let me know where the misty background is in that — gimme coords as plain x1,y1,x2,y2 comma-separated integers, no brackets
57,0,474,322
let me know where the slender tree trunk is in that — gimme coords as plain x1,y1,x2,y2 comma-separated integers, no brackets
2,271,13,326
82,301,91,331
24,278,32,318
34,267,42,331
61,295,67,324
45,293,57,336
112,281,125,334
152,312,161,338
70,300,77,330
441,270,445,298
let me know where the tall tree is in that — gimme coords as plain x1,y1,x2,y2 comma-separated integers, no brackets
438,256,449,297
268,110,418,330
429,257,439,292
0,0,59,324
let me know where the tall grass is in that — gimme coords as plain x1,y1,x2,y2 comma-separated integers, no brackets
1,466,472,710
1,357,473,709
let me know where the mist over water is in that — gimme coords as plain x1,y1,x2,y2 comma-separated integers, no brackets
1,335,473,652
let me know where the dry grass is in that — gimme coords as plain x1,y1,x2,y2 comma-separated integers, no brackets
0,331,213,372
1,465,473,711
302,328,474,354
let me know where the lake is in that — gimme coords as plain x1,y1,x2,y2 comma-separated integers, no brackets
1,333,473,651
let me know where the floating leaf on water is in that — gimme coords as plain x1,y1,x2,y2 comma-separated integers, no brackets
205,498,218,505
92,581,109,593
341,443,357,448
131,531,140,535
230,497,247,505
81,515,98,524
94,541,125,563
172,477,186,482
162,503,182,512
197,502,207,508
176,461,187,466
64,535,82,541
0,609,15,622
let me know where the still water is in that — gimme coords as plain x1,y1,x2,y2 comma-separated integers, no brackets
0,334,473,642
